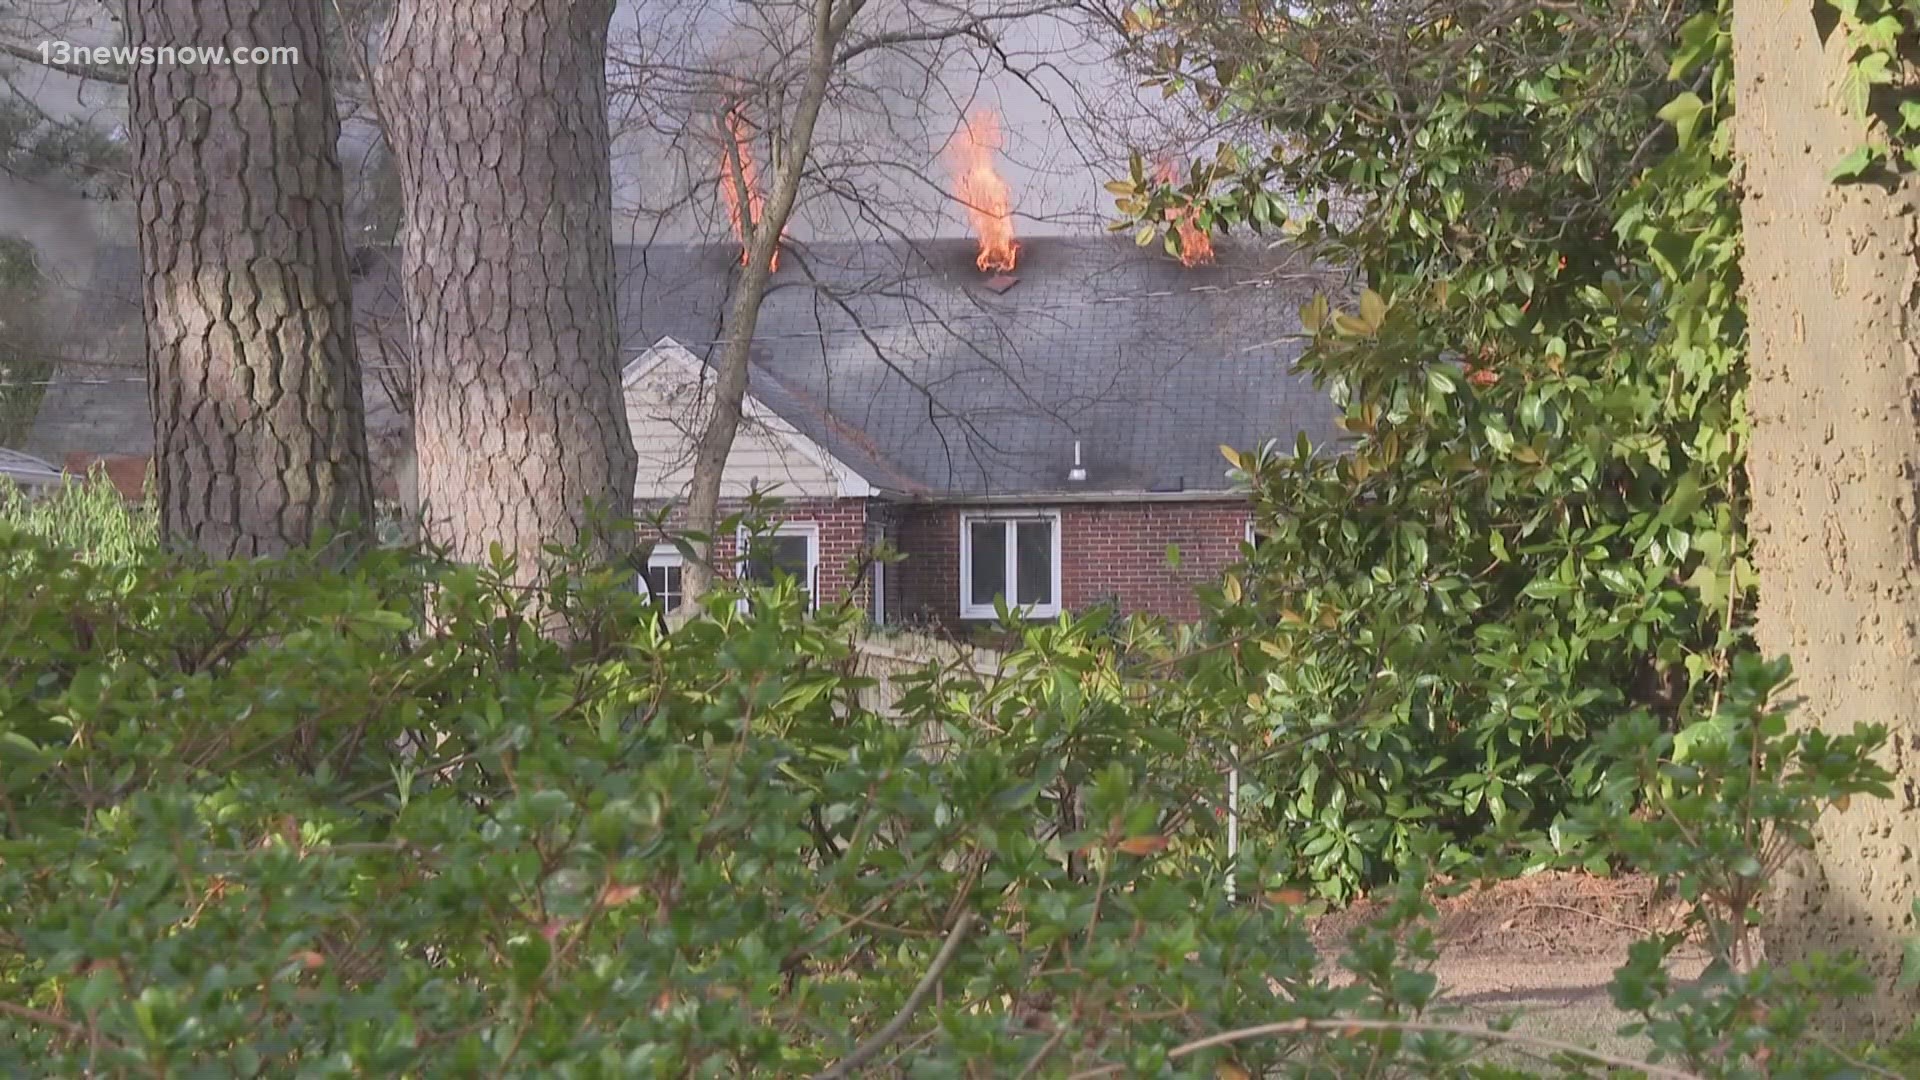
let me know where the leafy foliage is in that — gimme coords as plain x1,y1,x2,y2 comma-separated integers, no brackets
1118,0,1748,899
1,526,1912,1075
1820,0,1920,178
0,533,1481,1077
0,234,51,446
0,468,157,567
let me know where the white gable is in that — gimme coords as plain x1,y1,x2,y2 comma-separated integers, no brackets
621,337,875,501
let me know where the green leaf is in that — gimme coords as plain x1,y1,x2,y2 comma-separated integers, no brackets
507,933,552,995
1830,144,1879,181
1359,289,1388,330
1657,92,1706,149
1299,294,1330,333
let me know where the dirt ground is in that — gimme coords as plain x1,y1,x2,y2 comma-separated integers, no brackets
1305,871,1708,1062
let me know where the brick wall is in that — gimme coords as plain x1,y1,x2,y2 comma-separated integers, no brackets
640,496,875,611
62,454,151,501
892,499,1251,630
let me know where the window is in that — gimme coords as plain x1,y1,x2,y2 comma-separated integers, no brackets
959,511,1061,619
642,546,684,611
737,522,819,608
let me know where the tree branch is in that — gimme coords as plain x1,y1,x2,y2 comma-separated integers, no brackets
813,905,978,1079
1068,1017,1706,1080
0,39,129,85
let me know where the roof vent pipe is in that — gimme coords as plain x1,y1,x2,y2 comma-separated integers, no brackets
1068,440,1087,483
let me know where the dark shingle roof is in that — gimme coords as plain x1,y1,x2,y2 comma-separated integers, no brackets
32,236,1347,497
609,235,1344,495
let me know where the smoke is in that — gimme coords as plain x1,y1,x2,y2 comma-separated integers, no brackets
0,174,114,290
607,0,1189,247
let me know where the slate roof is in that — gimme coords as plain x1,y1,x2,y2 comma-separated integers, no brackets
29,235,1348,498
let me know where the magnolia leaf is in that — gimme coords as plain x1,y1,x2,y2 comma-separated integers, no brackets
601,882,644,907
1299,293,1330,333
1359,288,1388,329
1219,444,1243,469
1115,835,1169,856
1218,1062,1253,1080
1333,312,1372,337
1103,179,1137,196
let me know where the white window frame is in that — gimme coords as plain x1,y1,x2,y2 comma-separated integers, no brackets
735,521,820,610
641,545,684,611
958,509,1063,620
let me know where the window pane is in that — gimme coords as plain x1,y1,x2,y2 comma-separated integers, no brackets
774,535,810,576
1015,520,1053,606
968,521,1006,607
745,534,812,594
645,565,683,611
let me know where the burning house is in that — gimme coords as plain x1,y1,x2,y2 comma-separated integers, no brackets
21,105,1344,629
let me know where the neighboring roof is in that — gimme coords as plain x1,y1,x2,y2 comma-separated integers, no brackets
0,448,63,491
33,236,1347,498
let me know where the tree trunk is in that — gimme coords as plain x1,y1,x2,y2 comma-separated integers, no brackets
126,0,374,558
375,0,636,581
1733,3,1920,1033
681,0,856,603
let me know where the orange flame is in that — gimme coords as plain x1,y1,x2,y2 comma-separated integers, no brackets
720,106,781,271
1155,158,1215,267
948,110,1018,272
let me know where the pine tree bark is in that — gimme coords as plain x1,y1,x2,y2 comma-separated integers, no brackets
374,0,636,581
1733,3,1920,1033
126,0,374,558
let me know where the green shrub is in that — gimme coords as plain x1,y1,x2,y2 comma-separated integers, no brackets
1123,0,1747,902
0,534,1432,1076
0,530,1910,1076
0,468,156,565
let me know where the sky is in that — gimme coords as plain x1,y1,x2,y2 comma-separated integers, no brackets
0,0,1203,280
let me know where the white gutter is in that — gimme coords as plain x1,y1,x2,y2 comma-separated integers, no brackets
881,488,1251,505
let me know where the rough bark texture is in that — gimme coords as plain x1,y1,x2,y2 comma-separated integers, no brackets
374,0,636,578
126,0,374,558
1733,3,1920,1033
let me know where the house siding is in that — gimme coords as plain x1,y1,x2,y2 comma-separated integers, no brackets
892,499,1251,631
624,356,843,501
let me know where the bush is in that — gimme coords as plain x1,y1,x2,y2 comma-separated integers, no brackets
0,468,156,566
0,530,1911,1076
0,534,1411,1076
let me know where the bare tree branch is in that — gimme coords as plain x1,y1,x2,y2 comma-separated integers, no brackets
0,37,128,84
